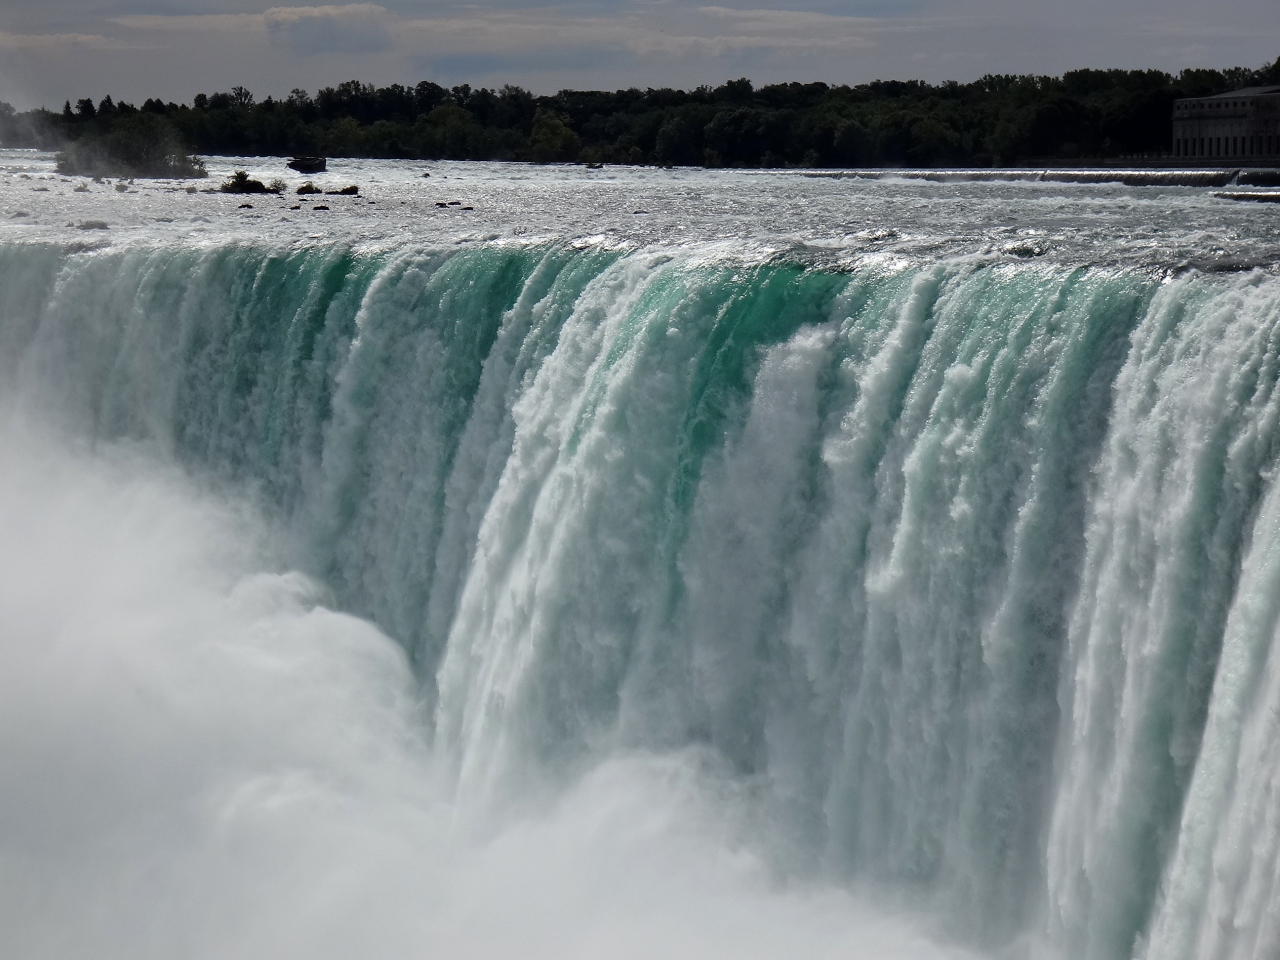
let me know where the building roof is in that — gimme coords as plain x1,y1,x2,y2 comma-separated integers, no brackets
1199,86,1280,99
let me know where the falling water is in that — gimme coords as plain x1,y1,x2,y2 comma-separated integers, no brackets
3,160,1280,959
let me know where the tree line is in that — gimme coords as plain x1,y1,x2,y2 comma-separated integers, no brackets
2,59,1278,170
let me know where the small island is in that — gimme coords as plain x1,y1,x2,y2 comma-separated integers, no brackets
52,109,206,179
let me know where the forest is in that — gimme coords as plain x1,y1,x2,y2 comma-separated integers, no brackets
2,58,1278,170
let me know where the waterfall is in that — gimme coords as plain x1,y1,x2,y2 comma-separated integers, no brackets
4,238,1280,959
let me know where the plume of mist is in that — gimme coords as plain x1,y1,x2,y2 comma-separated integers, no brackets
0,423,976,960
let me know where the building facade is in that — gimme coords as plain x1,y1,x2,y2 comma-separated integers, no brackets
1172,86,1280,162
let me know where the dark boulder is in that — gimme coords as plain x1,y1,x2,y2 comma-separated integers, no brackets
287,157,327,174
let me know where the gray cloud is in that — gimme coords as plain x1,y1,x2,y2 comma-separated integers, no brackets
0,30,127,50
0,0,1276,109
264,4,392,55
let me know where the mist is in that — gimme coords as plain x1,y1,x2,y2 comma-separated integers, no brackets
0,420,976,960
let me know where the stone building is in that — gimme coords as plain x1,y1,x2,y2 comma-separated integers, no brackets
1173,86,1280,162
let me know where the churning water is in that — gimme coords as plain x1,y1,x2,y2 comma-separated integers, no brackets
3,150,1280,960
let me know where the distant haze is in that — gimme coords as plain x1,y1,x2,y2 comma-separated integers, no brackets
0,0,1277,112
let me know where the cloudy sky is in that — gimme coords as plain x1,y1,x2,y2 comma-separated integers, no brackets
0,0,1276,109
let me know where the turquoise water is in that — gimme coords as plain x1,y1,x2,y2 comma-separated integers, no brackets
3,164,1280,959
